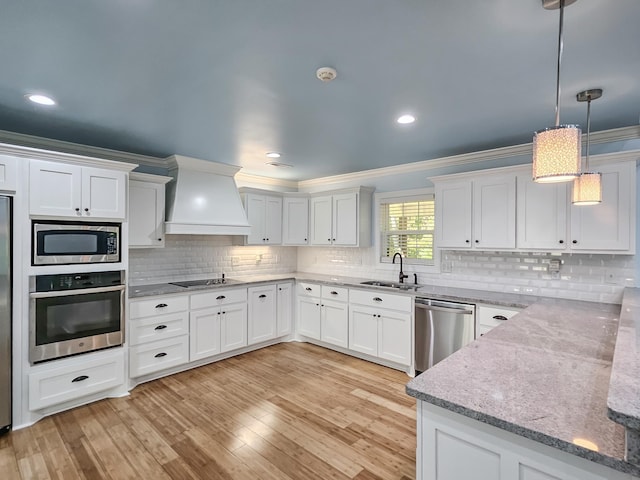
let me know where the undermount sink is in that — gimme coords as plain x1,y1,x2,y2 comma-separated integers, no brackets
360,280,414,290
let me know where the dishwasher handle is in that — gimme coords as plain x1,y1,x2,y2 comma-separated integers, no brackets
415,300,474,315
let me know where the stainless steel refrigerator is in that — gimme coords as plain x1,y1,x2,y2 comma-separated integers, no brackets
0,196,11,433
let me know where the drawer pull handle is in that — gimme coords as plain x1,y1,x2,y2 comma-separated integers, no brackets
155,325,167,330
155,303,168,309
72,375,89,383
305,287,312,291
216,295,226,300
493,315,508,321
154,352,167,358
373,297,383,302
258,294,267,299
330,291,338,295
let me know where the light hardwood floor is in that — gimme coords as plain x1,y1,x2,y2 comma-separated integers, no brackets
1,343,416,480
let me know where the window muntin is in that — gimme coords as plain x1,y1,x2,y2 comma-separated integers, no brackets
380,196,435,264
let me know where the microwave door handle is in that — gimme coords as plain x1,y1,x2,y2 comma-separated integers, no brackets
30,284,125,299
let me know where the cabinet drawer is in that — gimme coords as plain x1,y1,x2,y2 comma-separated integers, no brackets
349,289,412,312
129,312,189,346
298,282,321,297
29,350,125,410
129,295,188,319
190,288,247,310
477,305,521,328
321,285,349,302
129,336,189,378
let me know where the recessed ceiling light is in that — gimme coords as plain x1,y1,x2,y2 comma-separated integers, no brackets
26,94,56,106
265,152,281,158
397,114,416,124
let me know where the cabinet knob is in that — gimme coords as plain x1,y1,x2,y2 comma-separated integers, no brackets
559,240,564,244
305,287,312,291
465,240,470,243
572,240,578,244
377,314,381,318
84,208,89,212
222,311,226,314
75,207,80,212
304,238,307,241
258,294,267,299
332,238,336,241
158,238,162,242
327,238,331,242
263,238,266,241
475,240,479,244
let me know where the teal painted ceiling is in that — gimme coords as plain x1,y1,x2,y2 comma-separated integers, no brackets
0,0,639,180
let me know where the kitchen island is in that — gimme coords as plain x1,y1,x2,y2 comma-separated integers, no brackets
406,293,640,479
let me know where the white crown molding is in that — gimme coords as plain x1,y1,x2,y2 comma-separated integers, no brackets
298,125,640,189
0,129,165,167
235,171,299,190
130,172,173,184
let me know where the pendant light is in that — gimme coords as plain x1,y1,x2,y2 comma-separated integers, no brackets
572,89,603,205
532,0,581,183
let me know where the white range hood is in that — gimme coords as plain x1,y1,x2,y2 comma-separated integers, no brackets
164,155,251,235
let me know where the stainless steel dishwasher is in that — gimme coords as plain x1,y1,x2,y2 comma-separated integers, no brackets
414,298,476,373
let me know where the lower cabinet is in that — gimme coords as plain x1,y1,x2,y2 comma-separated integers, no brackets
348,289,412,367
417,401,631,480
248,284,277,345
130,336,190,378
29,349,125,410
276,282,293,336
297,283,349,348
476,304,521,338
189,288,248,362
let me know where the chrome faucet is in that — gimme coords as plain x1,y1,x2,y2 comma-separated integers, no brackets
392,253,409,283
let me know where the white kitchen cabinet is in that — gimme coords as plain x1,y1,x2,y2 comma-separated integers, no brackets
30,159,126,219
348,289,412,367
320,286,349,348
476,304,521,338
516,175,568,250
129,173,172,248
417,401,631,480
242,191,282,245
569,161,635,253
282,195,309,245
297,282,322,339
248,284,277,345
309,187,373,247
189,288,248,361
0,154,18,192
276,282,293,336
434,174,516,250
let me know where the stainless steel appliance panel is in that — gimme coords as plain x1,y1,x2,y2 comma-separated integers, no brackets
415,298,475,373
0,196,11,432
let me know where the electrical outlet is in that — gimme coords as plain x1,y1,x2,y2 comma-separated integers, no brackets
605,270,617,285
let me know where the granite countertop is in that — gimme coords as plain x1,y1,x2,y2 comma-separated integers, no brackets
406,297,638,476
129,271,537,307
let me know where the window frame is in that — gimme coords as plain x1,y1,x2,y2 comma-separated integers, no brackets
374,188,440,275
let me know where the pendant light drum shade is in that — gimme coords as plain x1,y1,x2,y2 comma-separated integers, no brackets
532,125,582,183
572,172,602,205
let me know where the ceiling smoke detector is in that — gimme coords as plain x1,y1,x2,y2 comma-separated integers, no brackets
316,67,337,82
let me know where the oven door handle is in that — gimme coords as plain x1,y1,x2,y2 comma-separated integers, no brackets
30,284,125,298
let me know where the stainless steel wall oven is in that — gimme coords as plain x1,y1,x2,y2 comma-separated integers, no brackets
29,271,125,363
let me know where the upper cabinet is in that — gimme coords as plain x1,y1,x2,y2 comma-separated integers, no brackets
309,187,374,247
240,190,283,245
30,159,128,220
282,195,309,245
435,174,516,250
434,159,636,254
129,173,172,248
0,154,18,192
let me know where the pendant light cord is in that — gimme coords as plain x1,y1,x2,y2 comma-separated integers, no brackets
554,0,566,127
585,97,591,170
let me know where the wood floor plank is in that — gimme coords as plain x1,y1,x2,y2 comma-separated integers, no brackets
3,342,415,480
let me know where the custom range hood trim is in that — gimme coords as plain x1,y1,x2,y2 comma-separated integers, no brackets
164,155,251,236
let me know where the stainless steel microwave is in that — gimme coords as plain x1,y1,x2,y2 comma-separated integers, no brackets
32,221,121,265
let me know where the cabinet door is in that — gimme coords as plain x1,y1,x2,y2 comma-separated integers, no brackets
310,196,333,245
0,154,18,192
321,300,349,348
29,160,82,217
245,194,266,245
129,180,165,248
348,305,378,356
569,162,634,252
435,181,472,249
248,285,277,345
264,196,283,244
276,283,293,336
220,303,248,353
82,167,126,219
332,193,358,246
189,307,221,361
473,175,516,250
378,310,411,366
282,197,309,245
516,175,567,250
298,296,321,339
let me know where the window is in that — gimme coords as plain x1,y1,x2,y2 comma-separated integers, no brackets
380,193,435,265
